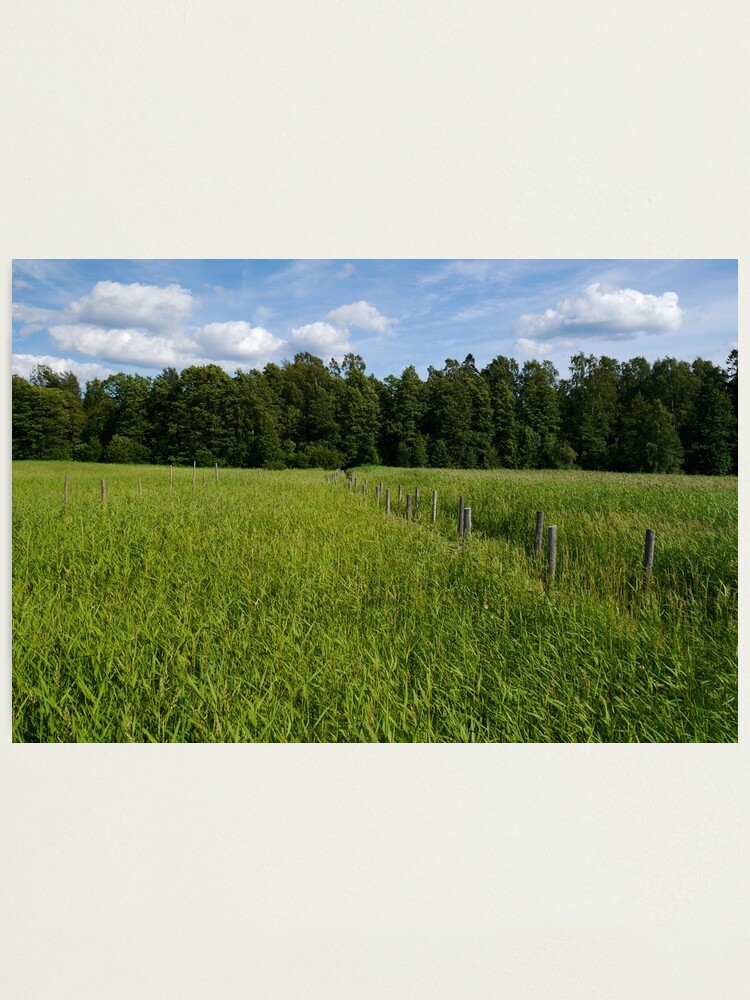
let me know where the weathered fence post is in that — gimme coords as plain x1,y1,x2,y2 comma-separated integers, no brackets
463,506,472,538
398,484,402,504
385,488,391,514
215,462,219,482
534,511,544,556
406,493,412,521
431,490,437,523
547,525,557,585
457,495,465,537
362,482,367,497
643,529,656,589
101,479,108,505
138,478,143,497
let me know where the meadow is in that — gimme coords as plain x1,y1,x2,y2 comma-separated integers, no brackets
12,461,737,742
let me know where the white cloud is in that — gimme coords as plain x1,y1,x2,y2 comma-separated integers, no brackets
69,280,194,331
514,283,684,340
12,353,114,383
192,321,284,361
324,300,393,335
49,323,179,368
12,302,58,336
515,337,553,357
288,321,350,356
514,336,578,359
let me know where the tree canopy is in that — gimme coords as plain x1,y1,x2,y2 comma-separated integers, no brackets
12,349,738,475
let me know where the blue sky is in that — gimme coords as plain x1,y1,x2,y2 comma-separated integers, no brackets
11,259,737,384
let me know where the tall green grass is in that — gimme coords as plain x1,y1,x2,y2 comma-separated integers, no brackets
12,462,737,742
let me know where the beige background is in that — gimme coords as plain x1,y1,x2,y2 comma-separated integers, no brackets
1,1,747,996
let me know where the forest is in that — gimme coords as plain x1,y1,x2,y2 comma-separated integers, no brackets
11,349,738,476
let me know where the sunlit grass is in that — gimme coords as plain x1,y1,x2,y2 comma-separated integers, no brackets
12,461,737,742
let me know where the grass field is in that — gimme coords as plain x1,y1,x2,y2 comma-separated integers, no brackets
12,461,737,742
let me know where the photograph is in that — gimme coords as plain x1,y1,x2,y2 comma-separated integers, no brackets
11,258,738,742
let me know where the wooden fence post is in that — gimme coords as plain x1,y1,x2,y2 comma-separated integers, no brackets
431,490,437,523
414,486,420,517
101,479,108,505
398,484,402,504
385,488,391,514
362,482,367,497
463,506,472,538
138,478,143,497
643,529,655,589
406,494,412,521
457,495,465,537
534,511,544,556
547,525,557,585
215,463,219,482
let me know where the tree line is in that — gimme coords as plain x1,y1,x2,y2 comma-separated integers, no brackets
12,349,738,475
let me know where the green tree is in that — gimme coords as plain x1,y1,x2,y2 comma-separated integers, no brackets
381,365,429,466
174,365,235,465
517,360,574,468
336,353,381,466
146,367,182,464
482,356,520,467
561,354,620,470
684,359,735,475
12,375,84,460
618,394,683,473
424,355,493,468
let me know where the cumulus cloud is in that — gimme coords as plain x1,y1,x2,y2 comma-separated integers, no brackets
69,280,194,331
288,321,351,356
192,321,283,361
12,353,114,383
49,323,180,368
514,283,684,340
324,300,393,335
